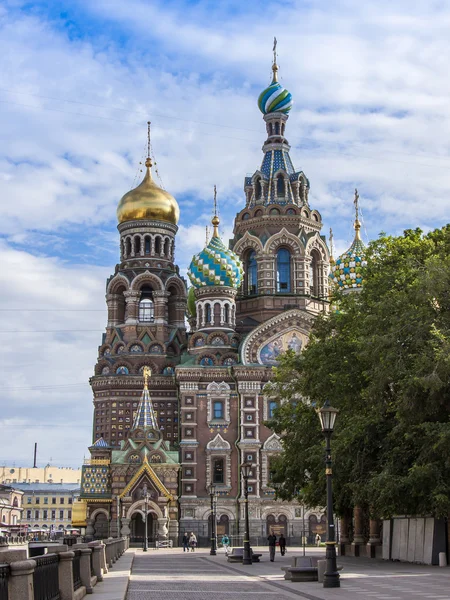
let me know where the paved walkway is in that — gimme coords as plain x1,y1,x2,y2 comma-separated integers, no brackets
122,547,450,600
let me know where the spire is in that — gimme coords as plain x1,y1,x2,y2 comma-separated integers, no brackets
205,226,209,245
145,121,152,170
132,367,159,430
272,36,279,83
329,227,335,264
353,188,361,241
212,184,219,238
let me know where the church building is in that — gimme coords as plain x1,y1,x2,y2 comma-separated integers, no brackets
80,50,346,545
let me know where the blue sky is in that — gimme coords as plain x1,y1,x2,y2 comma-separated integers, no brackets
1,0,450,468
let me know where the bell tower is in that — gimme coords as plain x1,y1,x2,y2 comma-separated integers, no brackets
91,124,187,448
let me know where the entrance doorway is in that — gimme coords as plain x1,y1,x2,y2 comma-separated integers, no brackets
93,512,109,539
130,511,156,543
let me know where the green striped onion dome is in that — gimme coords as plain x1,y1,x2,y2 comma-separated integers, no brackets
329,231,367,291
188,234,243,289
258,80,293,115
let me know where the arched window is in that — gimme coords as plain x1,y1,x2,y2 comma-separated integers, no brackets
275,121,280,135
205,303,212,324
268,401,278,418
213,458,224,484
246,250,257,295
281,123,285,136
144,236,151,254
164,238,170,256
126,238,132,256
276,248,291,292
139,285,154,322
155,236,161,254
135,236,141,255
255,178,262,200
277,175,285,197
224,304,230,324
213,401,224,420
310,252,319,296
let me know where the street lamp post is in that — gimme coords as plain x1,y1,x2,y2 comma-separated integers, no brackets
141,484,149,552
241,463,252,566
208,484,217,556
317,400,340,588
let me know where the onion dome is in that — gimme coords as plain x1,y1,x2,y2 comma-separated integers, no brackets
117,158,180,225
330,209,367,291
188,216,244,289
258,62,293,115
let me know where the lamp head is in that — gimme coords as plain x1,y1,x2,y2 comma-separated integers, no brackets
317,399,339,433
241,462,252,480
208,483,216,495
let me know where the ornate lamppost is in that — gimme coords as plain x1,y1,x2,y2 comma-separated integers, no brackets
141,484,150,552
241,463,252,566
317,400,340,588
208,483,217,556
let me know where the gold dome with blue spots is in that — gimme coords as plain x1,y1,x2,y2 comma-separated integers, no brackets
188,216,243,289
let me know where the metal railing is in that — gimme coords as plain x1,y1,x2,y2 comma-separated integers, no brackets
0,564,9,600
72,550,82,591
33,554,60,600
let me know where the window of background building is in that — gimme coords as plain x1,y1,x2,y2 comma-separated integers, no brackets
60,498,64,504
51,510,56,520
35,498,40,504
268,400,278,418
52,497,56,504
44,497,48,505
27,497,32,504
43,510,48,520
68,498,73,505
59,510,64,519
34,510,39,519
68,510,72,519
26,510,31,519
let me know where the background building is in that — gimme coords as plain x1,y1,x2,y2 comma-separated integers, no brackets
0,484,23,530
0,465,81,485
13,483,79,534
81,52,328,544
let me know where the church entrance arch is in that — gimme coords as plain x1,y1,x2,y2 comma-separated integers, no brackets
130,511,157,543
266,513,288,537
93,512,109,539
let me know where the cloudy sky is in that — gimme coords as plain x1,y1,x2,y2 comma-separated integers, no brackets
1,0,449,469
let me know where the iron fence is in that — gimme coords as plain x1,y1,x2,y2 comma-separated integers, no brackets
72,550,82,591
33,554,60,600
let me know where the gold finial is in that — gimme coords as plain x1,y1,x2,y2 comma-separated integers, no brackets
143,366,151,389
145,121,153,169
353,188,361,240
329,227,334,261
272,36,279,82
212,185,219,237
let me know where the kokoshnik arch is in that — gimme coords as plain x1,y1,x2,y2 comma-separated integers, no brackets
79,46,367,545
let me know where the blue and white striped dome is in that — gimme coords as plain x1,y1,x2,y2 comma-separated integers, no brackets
258,80,293,115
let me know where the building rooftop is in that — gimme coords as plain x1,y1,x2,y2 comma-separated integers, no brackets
12,483,80,493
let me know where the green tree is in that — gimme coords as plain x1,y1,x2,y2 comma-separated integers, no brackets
266,225,450,518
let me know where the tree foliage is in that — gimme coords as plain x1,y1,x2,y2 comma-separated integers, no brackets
266,226,450,518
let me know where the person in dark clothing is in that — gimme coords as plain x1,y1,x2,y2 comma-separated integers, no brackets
278,534,286,556
182,532,189,552
267,533,277,562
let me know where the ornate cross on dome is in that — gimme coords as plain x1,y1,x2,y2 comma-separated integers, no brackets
212,185,220,238
145,121,152,169
143,366,151,389
354,188,359,221
272,37,279,82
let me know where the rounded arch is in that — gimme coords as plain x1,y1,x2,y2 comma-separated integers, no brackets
264,228,304,256
90,507,109,521
305,234,328,261
165,276,187,298
126,499,163,520
310,209,322,223
253,208,263,218
107,274,130,295
261,506,293,520
232,231,263,257
131,271,164,291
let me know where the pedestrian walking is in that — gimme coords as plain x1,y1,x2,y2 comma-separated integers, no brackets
278,533,286,556
267,532,277,562
189,531,197,552
182,532,189,552
315,533,321,547
221,534,230,555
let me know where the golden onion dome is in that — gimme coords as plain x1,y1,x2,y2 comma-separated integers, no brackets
117,158,180,225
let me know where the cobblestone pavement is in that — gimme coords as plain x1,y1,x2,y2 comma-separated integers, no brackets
125,548,450,600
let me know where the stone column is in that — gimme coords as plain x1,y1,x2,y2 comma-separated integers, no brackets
339,515,351,544
58,551,75,600
153,291,170,325
85,518,95,540
88,543,103,582
368,518,381,545
158,518,169,540
106,293,120,327
80,548,93,593
120,518,131,537
124,290,140,324
353,505,365,544
99,542,108,574
172,300,187,327
8,559,36,600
